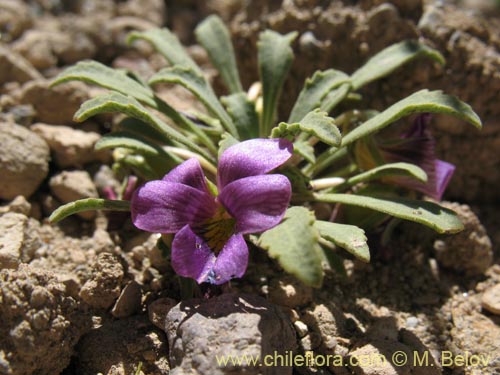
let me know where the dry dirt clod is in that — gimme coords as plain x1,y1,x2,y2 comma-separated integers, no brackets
148,297,178,330
166,293,297,375
31,123,110,168
268,275,313,308
0,121,50,200
73,315,169,375
49,170,99,220
433,203,493,276
0,264,90,375
79,252,125,309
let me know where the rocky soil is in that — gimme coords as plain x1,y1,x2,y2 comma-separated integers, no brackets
0,1,499,375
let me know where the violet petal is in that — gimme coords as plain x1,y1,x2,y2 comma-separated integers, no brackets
131,180,217,233
171,225,216,283
162,158,209,193
432,160,455,200
210,234,248,285
217,138,293,188
219,174,291,234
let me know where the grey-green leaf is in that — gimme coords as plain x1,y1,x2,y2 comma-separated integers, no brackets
272,109,341,147
258,30,298,135
95,131,177,160
289,69,350,123
313,193,464,234
294,140,316,163
50,60,154,106
315,221,370,262
195,15,243,94
149,66,238,137
218,133,239,160
49,198,130,223
320,83,352,113
341,90,482,147
351,40,445,90
221,93,259,140
258,207,324,287
127,28,201,74
344,162,427,187
75,92,212,161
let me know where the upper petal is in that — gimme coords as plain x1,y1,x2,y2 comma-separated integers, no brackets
162,158,209,193
209,234,248,285
171,225,216,284
219,174,291,234
131,180,217,233
217,138,293,188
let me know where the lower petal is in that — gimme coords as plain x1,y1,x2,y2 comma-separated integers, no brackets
171,225,216,283
210,234,248,285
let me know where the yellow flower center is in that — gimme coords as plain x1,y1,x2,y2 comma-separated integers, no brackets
194,206,236,254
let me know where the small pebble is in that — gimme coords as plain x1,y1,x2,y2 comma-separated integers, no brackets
406,316,419,328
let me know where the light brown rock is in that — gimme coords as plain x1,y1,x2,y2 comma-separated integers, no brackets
0,45,42,85
20,80,90,125
31,123,109,167
481,284,500,315
0,212,41,269
111,280,142,318
0,0,33,41
49,170,98,220
0,196,31,216
0,122,50,200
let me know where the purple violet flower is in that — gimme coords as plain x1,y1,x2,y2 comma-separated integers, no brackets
380,114,455,200
131,139,293,285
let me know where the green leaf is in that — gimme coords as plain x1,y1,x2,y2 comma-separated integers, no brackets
258,30,298,136
313,193,464,234
75,92,213,161
341,90,482,147
289,69,350,123
272,109,341,147
351,40,445,90
50,60,155,106
294,140,315,163
344,162,427,187
49,198,130,223
195,15,243,94
218,132,239,159
221,93,259,140
118,117,173,145
315,221,370,262
149,66,238,137
258,207,323,287
50,61,216,154
320,83,352,113
127,28,201,74
95,131,176,160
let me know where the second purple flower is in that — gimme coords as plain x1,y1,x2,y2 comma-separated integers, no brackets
131,139,293,285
